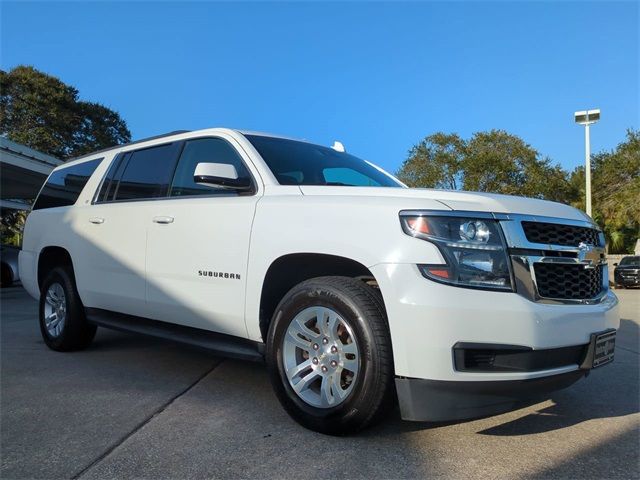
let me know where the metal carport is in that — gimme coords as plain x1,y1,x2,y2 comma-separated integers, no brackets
0,138,61,210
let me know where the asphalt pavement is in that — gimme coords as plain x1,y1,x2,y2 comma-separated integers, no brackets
1,286,638,479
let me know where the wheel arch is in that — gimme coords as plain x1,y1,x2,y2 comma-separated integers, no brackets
38,246,74,289
257,253,385,341
1,261,14,285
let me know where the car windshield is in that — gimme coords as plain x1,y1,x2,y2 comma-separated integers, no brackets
619,256,640,266
245,134,403,187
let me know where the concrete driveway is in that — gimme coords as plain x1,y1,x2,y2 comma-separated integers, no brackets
1,287,638,479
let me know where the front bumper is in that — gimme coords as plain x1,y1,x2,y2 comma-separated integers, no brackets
371,263,620,381
396,329,615,421
396,369,586,422
370,262,620,421
615,273,640,287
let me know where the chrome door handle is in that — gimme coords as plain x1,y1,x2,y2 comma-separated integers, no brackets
89,217,105,224
152,216,174,224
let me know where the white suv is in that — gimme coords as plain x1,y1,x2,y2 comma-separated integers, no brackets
19,128,619,434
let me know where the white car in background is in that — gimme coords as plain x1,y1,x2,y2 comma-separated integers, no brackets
19,128,619,434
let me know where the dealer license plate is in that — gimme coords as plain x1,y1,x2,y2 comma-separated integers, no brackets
592,330,616,368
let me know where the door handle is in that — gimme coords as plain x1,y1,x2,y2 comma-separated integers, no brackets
89,217,105,224
152,216,174,224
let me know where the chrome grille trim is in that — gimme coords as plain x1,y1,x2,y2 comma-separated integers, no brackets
498,214,608,305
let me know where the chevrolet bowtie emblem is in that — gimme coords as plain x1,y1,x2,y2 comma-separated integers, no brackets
577,242,603,269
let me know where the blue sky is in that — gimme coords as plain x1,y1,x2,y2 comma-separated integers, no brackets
1,1,638,173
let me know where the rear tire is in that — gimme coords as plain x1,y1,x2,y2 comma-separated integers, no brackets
266,276,394,435
39,266,96,351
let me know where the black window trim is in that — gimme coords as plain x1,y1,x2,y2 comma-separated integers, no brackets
92,151,127,204
167,136,258,199
92,136,258,205
92,141,182,204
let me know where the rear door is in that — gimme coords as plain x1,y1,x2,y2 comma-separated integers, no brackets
73,142,182,317
145,135,261,338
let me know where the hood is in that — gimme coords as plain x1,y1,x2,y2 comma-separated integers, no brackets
299,186,591,222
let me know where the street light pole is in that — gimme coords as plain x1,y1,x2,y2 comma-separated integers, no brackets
574,109,600,218
584,122,591,217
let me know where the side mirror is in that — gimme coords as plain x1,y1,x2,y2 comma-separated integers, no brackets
193,163,252,191
613,263,618,267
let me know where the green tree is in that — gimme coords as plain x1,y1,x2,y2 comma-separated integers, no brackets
463,130,572,201
589,129,640,253
398,127,639,253
398,133,465,189
397,129,573,203
0,65,131,159
0,209,27,246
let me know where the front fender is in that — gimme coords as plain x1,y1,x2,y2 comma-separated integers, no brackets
244,193,446,341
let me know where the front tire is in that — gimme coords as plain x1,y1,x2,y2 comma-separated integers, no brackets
266,276,394,435
39,266,96,351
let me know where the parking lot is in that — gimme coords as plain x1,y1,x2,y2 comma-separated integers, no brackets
1,287,638,479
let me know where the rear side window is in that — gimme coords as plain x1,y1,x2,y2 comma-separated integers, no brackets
112,143,182,201
170,138,253,197
33,158,102,210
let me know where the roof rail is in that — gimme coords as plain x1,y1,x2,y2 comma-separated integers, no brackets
67,130,191,162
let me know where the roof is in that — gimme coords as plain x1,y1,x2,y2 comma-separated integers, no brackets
0,137,62,168
67,127,319,163
236,130,307,142
69,130,191,162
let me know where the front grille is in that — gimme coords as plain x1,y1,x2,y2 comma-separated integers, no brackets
534,263,603,299
522,221,600,247
617,270,639,280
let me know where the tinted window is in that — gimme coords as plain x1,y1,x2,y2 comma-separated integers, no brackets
245,135,401,187
323,167,382,186
170,138,253,197
620,256,640,266
95,152,128,203
113,143,181,201
33,158,102,210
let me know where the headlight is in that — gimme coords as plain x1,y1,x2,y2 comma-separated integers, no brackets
400,212,513,291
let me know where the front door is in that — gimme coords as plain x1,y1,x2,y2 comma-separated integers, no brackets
145,136,261,338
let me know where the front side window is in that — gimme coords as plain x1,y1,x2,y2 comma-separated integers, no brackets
33,158,103,210
170,138,253,197
245,135,402,187
113,143,181,201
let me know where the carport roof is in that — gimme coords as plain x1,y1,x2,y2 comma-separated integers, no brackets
0,138,62,208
